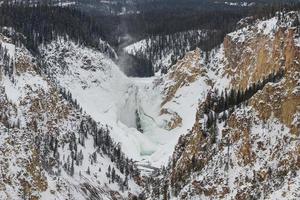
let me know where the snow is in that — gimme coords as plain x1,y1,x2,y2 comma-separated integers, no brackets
3,76,20,103
207,45,231,90
124,38,174,71
0,39,142,199
269,170,300,200
1,41,15,59
228,16,278,43
54,1,76,7
148,78,209,164
295,36,300,47
224,1,255,7
124,30,209,72
124,39,148,55
257,17,278,36
1,11,299,199
2,73,49,104
40,122,141,199
130,76,198,166
178,106,300,199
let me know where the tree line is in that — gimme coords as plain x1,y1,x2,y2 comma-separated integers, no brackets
204,68,285,138
1,2,299,76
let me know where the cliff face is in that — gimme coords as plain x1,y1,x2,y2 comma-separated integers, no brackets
222,12,300,135
249,27,300,135
158,12,300,200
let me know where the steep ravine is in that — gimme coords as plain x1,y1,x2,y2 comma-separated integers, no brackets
39,38,190,169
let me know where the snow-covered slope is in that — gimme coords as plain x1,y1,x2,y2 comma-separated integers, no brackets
124,30,211,73
40,38,130,124
0,34,142,200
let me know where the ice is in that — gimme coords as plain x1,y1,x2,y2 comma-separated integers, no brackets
1,41,15,59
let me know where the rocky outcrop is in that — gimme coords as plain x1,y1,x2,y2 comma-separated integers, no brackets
159,48,212,130
160,108,182,130
162,48,209,107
